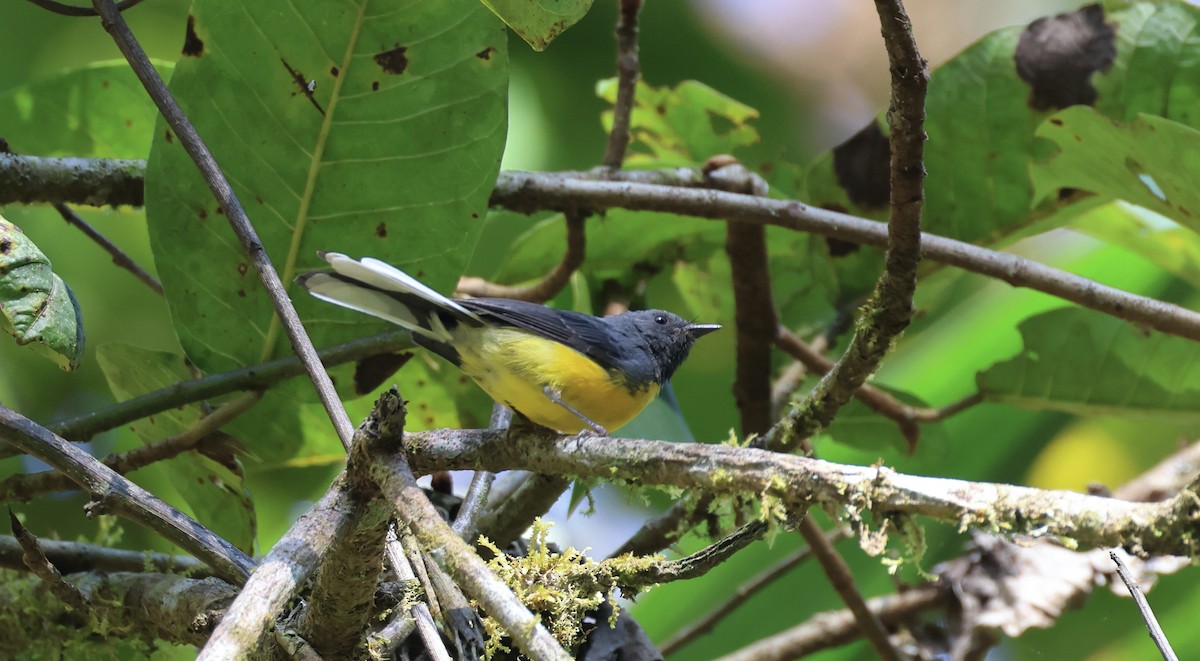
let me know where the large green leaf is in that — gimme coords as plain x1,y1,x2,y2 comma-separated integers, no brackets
1072,202,1200,290
1033,108,1200,232
0,60,170,158
977,308,1200,419
96,343,256,553
145,0,508,376
481,0,594,52
0,216,83,370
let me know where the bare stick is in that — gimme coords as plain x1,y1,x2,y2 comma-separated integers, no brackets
456,211,587,302
492,173,1200,343
1,391,260,502
53,203,162,295
660,527,852,655
0,535,205,576
89,0,355,448
713,586,947,661
602,0,644,168
452,404,511,541
0,153,143,206
9,512,89,611
1110,551,1179,661
382,530,451,661
0,406,254,584
25,0,143,17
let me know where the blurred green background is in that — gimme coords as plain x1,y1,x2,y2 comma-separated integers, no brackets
4,1,1199,659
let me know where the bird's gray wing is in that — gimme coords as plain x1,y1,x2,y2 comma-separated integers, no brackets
459,298,626,371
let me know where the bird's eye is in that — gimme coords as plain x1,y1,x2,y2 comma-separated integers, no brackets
654,314,668,326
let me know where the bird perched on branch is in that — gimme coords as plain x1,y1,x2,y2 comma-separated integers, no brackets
298,252,719,434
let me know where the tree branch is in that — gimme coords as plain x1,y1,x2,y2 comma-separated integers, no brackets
0,153,144,206
0,571,236,655
0,406,255,584
25,0,143,17
602,0,644,168
491,172,1200,342
53,202,162,295
402,429,1200,557
456,210,587,302
9,512,89,612
0,391,260,502
0,535,206,576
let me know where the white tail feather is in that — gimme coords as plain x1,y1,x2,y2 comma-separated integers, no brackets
302,253,478,343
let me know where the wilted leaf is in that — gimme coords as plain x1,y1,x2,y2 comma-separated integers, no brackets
0,216,84,370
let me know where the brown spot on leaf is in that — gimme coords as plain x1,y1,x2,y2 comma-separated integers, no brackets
354,352,413,395
124,118,133,128
371,81,380,92
216,206,224,215
832,122,891,209
237,263,248,276
198,208,208,219
374,45,408,75
101,79,110,89
1015,4,1115,111
182,15,204,57
280,58,325,116
164,130,174,144
237,289,246,298
330,66,339,77
476,46,496,60
470,212,479,219
375,222,388,238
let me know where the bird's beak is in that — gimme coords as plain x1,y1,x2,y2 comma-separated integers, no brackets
686,323,722,338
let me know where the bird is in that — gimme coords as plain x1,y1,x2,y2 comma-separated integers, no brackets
297,252,720,434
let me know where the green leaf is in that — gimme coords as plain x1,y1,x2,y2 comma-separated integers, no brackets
0,60,171,158
480,0,594,51
977,308,1200,419
597,79,760,166
145,0,508,375
0,216,84,371
1072,202,1200,289
96,343,256,553
1032,108,1200,232
805,0,1200,253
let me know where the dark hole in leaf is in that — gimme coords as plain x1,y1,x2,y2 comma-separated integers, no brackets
182,15,204,57
832,122,891,209
374,45,409,75
1014,4,1116,111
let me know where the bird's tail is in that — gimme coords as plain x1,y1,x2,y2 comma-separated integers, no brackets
296,252,481,347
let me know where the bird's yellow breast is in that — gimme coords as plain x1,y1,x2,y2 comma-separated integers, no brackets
454,326,658,433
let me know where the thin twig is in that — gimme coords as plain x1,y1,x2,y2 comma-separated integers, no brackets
456,211,587,302
1,331,408,456
25,0,143,17
452,404,510,541
0,535,206,576
712,585,947,661
9,512,89,611
382,529,451,661
1110,551,1179,661
624,520,770,585
764,0,928,454
799,517,900,660
660,526,852,656
90,0,355,449
53,203,162,295
0,406,255,584
775,327,982,448
1,391,261,502
475,471,571,549
602,0,644,168
608,496,704,558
